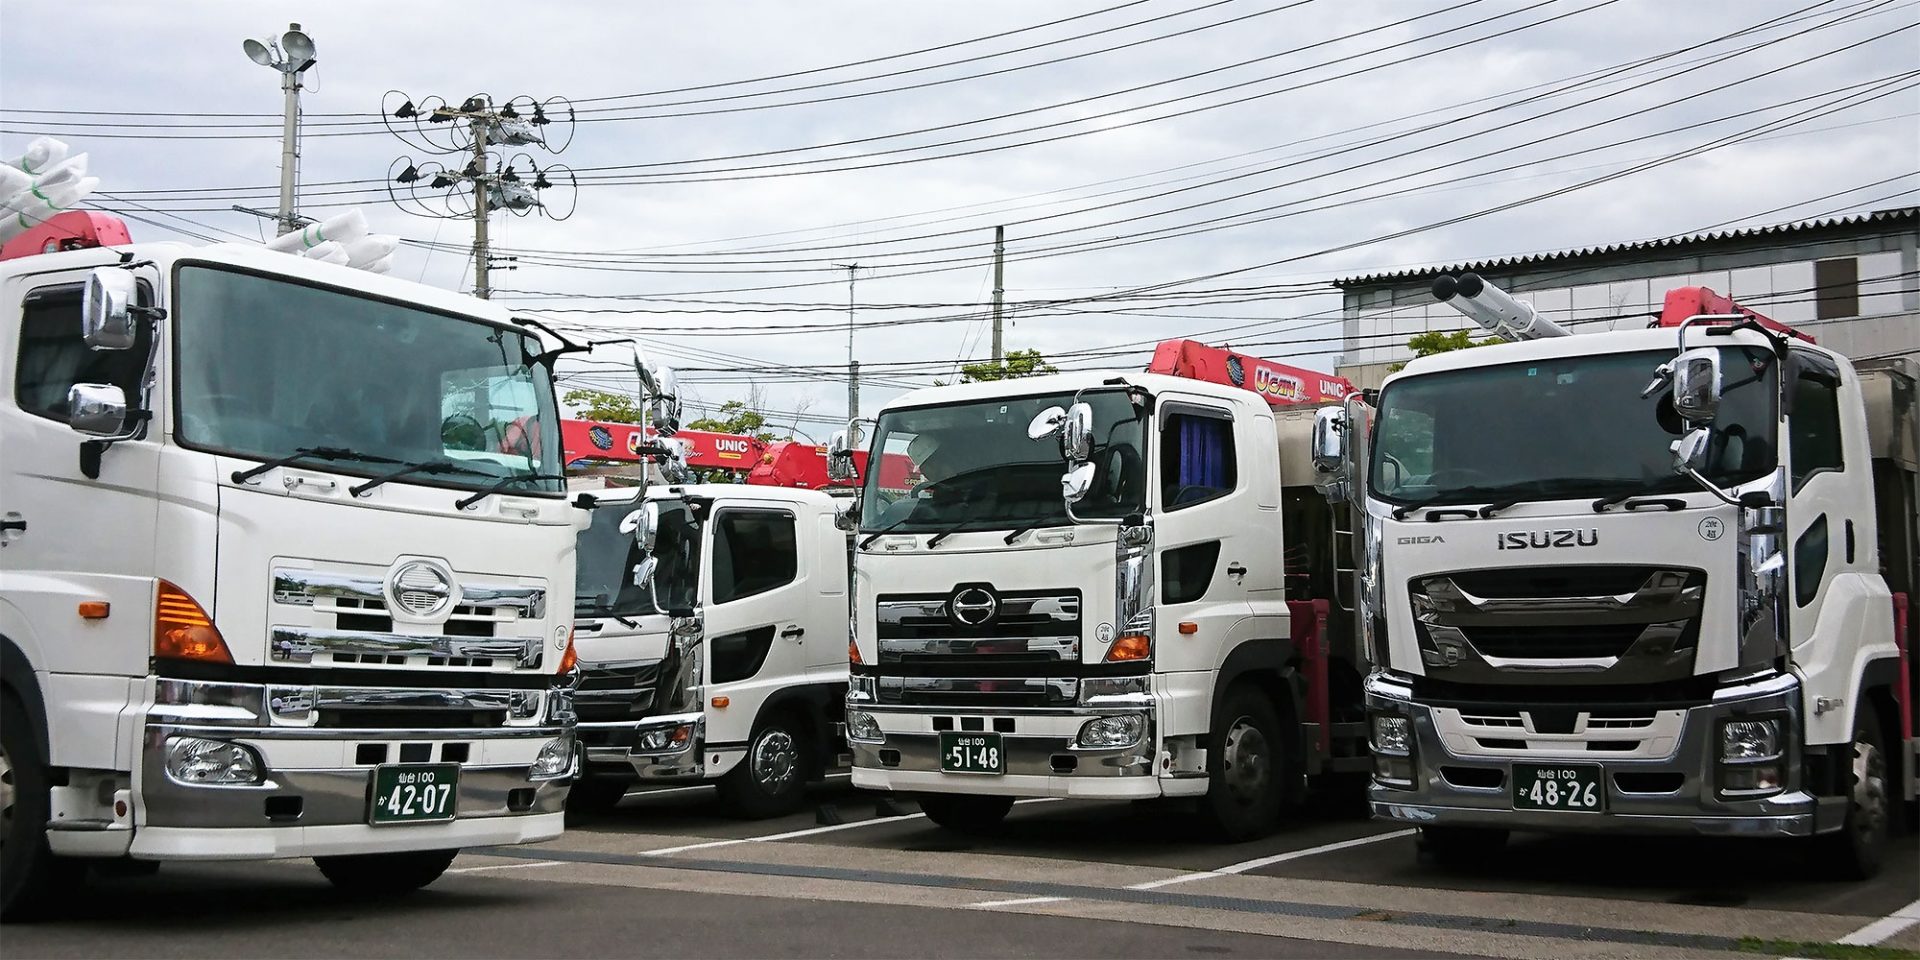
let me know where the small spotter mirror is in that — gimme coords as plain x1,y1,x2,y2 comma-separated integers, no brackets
1027,405,1067,440
1670,427,1713,477
832,498,858,532
631,555,658,592
83,268,139,351
1060,460,1096,504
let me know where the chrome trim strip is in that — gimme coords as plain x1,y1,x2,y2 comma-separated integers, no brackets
270,626,539,667
877,635,1078,660
1417,570,1702,622
878,676,1078,707
272,567,546,617
875,594,1079,625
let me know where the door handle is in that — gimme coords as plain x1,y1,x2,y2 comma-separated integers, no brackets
0,519,24,533
1227,563,1247,580
0,515,24,545
781,626,805,641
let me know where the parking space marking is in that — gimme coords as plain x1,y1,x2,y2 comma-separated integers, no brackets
642,797,1061,857
1835,897,1920,946
446,859,572,875
970,896,1071,909
1127,829,1417,890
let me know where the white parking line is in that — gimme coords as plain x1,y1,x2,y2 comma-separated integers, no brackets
970,896,1070,909
645,797,1063,857
1126,829,1418,891
446,859,571,875
1835,897,1920,946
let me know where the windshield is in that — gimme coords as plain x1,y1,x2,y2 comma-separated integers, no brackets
1370,346,1777,505
859,389,1146,533
651,499,702,615
574,495,656,620
173,265,564,494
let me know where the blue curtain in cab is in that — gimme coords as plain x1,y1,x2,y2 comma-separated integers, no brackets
1178,417,1230,490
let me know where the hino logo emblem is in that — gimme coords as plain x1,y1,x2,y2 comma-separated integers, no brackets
948,585,999,627
1497,529,1600,550
387,559,456,619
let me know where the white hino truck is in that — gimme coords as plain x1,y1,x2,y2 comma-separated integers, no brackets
1314,274,1917,878
834,370,1371,839
0,232,615,918
568,483,852,819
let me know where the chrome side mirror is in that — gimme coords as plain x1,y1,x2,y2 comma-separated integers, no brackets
832,498,858,532
1061,460,1095,504
1062,402,1094,463
1669,348,1722,424
826,429,855,482
647,363,682,437
67,384,128,437
620,501,661,553
83,269,138,351
1027,405,1067,440
1311,406,1349,500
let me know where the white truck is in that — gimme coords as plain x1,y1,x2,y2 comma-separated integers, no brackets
569,484,852,819
0,236,614,918
833,373,1369,839
1314,275,1917,878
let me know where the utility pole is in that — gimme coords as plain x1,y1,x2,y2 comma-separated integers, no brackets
471,119,492,299
241,24,317,235
836,264,861,419
990,225,1006,363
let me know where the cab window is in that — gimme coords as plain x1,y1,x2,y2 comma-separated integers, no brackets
13,283,152,424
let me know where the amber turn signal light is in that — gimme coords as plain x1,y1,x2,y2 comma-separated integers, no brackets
711,696,730,709
556,629,578,674
848,638,863,664
1106,634,1152,662
154,580,233,663
1178,622,1199,635
78,601,111,620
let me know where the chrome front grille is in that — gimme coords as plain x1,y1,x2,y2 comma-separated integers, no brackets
1410,566,1706,684
270,565,548,669
875,589,1081,667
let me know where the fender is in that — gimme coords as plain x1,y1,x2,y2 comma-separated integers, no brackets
753,681,849,772
1216,638,1303,730
1,633,50,765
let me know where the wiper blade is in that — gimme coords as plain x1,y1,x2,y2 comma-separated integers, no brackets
1390,486,1518,521
348,459,490,498
858,515,912,551
230,446,400,485
927,518,984,549
455,472,567,510
1003,521,1047,545
1477,498,1523,519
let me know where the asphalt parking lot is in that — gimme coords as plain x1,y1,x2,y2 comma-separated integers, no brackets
9,781,1918,959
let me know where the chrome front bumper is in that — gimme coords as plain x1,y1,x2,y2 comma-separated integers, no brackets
1365,671,1841,838
125,677,574,858
846,703,1170,800
578,713,706,781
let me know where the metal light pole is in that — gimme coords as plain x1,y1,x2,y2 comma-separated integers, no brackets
242,24,317,236
835,263,860,420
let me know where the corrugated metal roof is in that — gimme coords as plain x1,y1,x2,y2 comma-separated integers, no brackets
1331,206,1918,288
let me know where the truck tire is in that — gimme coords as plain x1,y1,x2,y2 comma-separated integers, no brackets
1815,709,1889,880
1416,825,1508,867
918,794,1014,833
717,712,810,819
1197,684,1285,842
2,695,85,922
563,776,631,824
314,848,458,895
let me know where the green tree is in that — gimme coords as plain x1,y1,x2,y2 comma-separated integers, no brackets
687,399,776,443
1388,329,1500,373
563,388,645,424
944,348,1058,384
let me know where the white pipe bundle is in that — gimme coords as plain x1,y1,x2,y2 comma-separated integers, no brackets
12,137,70,175
265,208,367,253
2,139,99,245
302,240,351,266
264,207,397,273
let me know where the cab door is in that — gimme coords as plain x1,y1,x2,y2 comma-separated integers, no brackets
1150,397,1262,676
702,503,806,739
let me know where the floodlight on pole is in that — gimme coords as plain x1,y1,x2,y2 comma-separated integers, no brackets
242,22,317,235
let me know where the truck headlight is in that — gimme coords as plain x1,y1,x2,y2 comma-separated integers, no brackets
1371,714,1412,757
845,709,883,744
637,724,696,753
1720,719,1781,761
164,736,264,785
1075,714,1145,749
529,735,575,781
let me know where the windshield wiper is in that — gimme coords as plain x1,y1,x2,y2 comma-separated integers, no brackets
1002,520,1053,545
1390,486,1519,521
858,515,914,551
927,517,990,549
455,472,568,510
230,446,400,485
348,459,490,498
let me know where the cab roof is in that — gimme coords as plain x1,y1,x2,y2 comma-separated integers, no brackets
877,370,1267,415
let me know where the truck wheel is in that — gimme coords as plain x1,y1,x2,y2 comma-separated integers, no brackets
564,776,631,824
314,849,459,895
1197,685,1285,842
918,794,1014,833
2,695,84,922
1416,825,1508,867
717,713,810,819
1816,710,1889,880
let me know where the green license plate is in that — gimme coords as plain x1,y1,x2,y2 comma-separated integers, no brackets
1512,762,1603,812
939,732,1005,775
369,764,459,825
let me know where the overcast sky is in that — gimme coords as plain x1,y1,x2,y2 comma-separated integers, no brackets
4,0,1915,436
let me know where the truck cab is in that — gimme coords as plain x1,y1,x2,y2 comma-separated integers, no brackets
570,484,851,818
0,241,599,916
